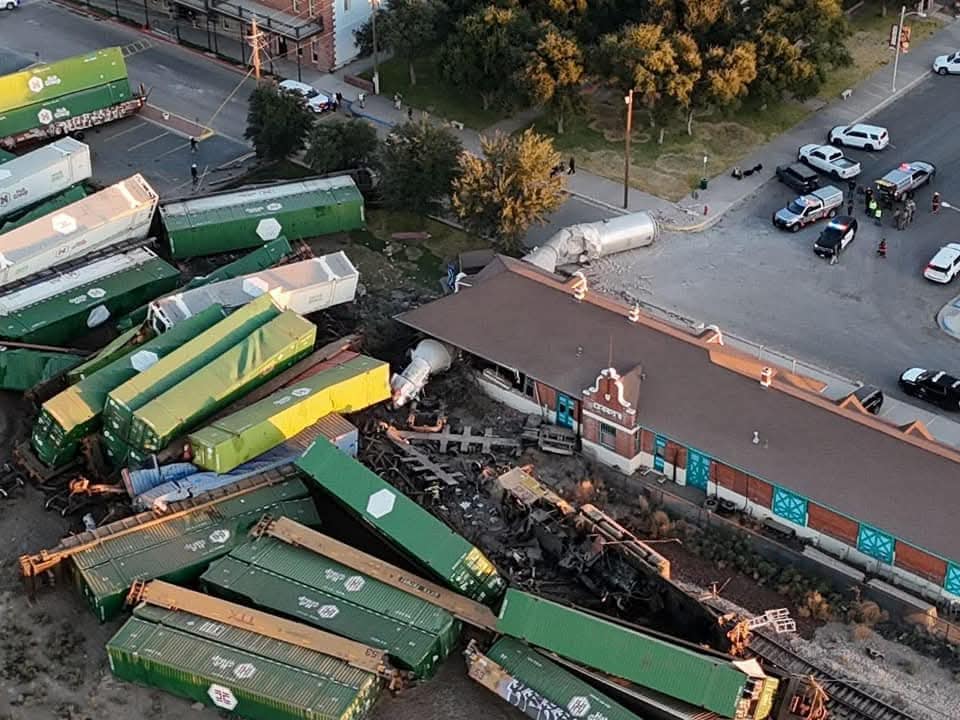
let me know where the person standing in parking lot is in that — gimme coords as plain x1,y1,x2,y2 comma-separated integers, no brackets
846,198,854,216
932,191,942,214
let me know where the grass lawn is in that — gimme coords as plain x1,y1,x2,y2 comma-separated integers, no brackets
361,57,506,130
531,8,943,201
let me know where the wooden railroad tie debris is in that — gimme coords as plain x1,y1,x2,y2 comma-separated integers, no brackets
385,434,464,487
394,426,521,455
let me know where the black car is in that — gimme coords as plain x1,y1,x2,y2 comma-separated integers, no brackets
813,217,858,259
776,163,821,194
852,385,883,414
899,368,960,410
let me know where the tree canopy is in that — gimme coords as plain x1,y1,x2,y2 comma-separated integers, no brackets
518,23,585,133
305,119,380,174
451,129,566,252
380,0,448,85
245,84,314,162
380,120,464,214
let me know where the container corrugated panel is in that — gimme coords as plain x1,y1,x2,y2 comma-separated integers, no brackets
0,252,179,345
33,305,226,466
288,413,358,457
0,149,14,164
477,637,643,720
64,323,140,384
495,590,746,717
161,177,365,259
0,185,87,234
149,253,359,331
0,348,83,391
0,47,128,114
129,310,316,452
0,79,134,141
72,477,317,621
103,294,280,441
182,236,293,291
0,138,91,220
201,536,460,677
296,438,506,605
189,355,389,474
107,606,380,720
0,173,157,289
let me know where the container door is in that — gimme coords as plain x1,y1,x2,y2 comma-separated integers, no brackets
686,447,710,490
555,393,574,429
653,435,667,472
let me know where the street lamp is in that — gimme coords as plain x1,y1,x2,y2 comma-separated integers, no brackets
371,0,381,95
891,4,927,93
623,89,634,210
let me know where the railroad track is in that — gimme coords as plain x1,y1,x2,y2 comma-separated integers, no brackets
748,631,920,720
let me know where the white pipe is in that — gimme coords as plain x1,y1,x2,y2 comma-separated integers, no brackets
523,212,659,273
391,339,455,407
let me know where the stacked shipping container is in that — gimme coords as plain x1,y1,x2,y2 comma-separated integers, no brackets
201,535,461,678
0,138,91,219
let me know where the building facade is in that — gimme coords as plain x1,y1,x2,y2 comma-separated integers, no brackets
398,256,960,609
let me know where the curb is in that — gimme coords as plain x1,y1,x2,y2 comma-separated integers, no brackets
851,69,933,126
935,296,960,341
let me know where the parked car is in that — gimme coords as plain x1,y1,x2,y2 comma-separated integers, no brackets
277,79,332,113
828,123,889,151
773,186,844,232
933,52,960,75
0,0,20,9
798,144,861,180
852,385,884,414
899,368,960,410
923,243,960,283
813,216,858,259
875,161,936,205
776,163,820,193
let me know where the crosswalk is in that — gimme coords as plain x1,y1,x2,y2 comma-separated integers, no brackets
121,39,152,58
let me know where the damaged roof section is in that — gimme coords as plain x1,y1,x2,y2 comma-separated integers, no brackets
396,256,960,563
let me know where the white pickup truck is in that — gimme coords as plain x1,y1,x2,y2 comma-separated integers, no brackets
797,144,861,180
773,186,844,232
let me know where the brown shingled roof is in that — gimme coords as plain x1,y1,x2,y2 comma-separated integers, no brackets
397,256,960,563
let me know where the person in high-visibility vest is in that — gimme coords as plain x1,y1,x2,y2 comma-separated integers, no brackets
874,205,882,226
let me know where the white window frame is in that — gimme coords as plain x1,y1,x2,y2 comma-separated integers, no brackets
599,423,617,450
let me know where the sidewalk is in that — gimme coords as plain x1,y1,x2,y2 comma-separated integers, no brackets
281,18,960,229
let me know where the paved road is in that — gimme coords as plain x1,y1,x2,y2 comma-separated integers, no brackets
0,0,255,142
589,72,960,412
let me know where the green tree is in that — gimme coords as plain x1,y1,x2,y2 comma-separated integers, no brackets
518,23,585,134
245,84,314,162
451,129,565,252
439,5,533,110
685,42,757,133
352,9,390,58
381,0,447,86
305,119,380,174
380,120,463,214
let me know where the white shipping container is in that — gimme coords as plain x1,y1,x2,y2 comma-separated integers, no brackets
0,173,158,289
0,247,159,316
0,138,93,220
147,251,358,333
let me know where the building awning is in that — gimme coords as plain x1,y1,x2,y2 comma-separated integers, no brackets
175,0,324,40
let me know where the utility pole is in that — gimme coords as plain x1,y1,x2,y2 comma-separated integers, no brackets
623,89,634,210
249,17,263,81
371,0,380,95
891,4,923,93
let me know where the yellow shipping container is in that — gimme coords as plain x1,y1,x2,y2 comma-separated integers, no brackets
188,354,389,473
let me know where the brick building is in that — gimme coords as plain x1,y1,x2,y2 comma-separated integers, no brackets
397,256,960,606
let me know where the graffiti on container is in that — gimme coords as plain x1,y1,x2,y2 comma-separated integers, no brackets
499,679,608,720
4,100,142,149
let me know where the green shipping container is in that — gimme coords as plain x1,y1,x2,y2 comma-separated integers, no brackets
0,47,128,114
201,536,460,678
107,604,381,720
183,236,294,290
476,637,643,720
0,149,14,164
0,254,178,346
0,347,83,391
128,310,316,452
296,438,506,605
0,79,134,140
65,325,144,385
71,475,318,621
0,185,88,234
189,355,390,474
495,590,748,718
103,294,280,441
33,305,226,467
161,177,365,259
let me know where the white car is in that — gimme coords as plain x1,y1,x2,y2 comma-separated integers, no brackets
924,244,960,283
278,79,332,113
1,0,20,9
797,144,861,179
828,123,889,151
933,52,960,75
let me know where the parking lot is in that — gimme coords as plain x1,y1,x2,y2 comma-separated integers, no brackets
81,108,251,197
588,74,960,414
